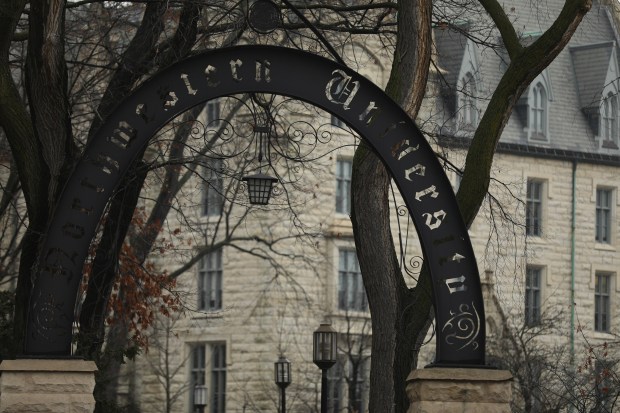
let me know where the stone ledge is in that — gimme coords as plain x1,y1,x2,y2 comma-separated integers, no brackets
407,368,513,413
408,401,511,413
0,359,97,373
408,367,512,382
0,359,97,413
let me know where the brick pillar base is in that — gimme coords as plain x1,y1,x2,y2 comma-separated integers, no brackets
0,359,97,413
406,367,512,413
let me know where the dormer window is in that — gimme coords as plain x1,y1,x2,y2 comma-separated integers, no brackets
434,28,481,135
529,83,548,140
601,92,619,148
571,42,620,150
515,70,553,141
460,72,478,128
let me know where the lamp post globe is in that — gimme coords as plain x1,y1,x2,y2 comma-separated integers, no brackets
313,323,337,413
274,356,291,413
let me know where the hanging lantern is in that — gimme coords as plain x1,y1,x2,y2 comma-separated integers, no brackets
242,173,278,205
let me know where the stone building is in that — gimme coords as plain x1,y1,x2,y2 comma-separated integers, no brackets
121,1,620,412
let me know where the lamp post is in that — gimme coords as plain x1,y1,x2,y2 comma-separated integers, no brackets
274,356,291,413
193,385,208,413
313,323,337,413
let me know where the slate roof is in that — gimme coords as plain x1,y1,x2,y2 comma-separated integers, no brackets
434,27,469,92
570,42,615,111
431,0,620,158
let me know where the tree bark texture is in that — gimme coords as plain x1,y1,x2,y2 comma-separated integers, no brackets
351,2,432,412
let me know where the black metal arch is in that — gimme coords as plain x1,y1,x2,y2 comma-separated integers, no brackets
26,45,485,365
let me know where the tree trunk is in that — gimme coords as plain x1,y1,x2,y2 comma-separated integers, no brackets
351,1,432,412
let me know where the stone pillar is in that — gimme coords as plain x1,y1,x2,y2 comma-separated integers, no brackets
0,359,97,413
407,367,512,413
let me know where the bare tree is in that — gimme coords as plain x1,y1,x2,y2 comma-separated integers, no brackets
0,1,599,412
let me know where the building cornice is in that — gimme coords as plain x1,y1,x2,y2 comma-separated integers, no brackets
438,134,620,166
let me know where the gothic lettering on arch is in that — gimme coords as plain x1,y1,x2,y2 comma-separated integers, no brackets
42,248,78,282
204,65,220,87
136,103,155,125
107,121,137,150
325,69,359,110
359,101,381,125
24,45,485,365
181,73,198,95
80,177,104,194
61,223,85,239
415,185,439,202
423,209,447,230
391,138,420,161
444,275,468,294
71,197,93,215
158,86,178,110
88,153,120,175
255,60,271,82
230,59,243,82
439,253,466,266
404,164,425,181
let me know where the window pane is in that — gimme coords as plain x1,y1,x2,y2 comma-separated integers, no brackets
525,267,541,326
349,357,367,413
596,189,612,243
190,345,206,409
526,180,543,236
199,249,223,311
211,344,226,413
336,160,352,214
327,361,343,412
530,84,547,139
203,159,224,216
461,72,477,126
595,273,611,332
207,100,220,127
338,249,367,311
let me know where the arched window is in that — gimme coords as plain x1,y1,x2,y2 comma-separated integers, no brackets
530,83,547,140
601,92,618,145
460,72,478,127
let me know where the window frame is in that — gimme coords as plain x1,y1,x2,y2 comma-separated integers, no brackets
327,358,344,413
526,179,544,237
188,343,227,413
335,159,352,215
529,82,548,141
206,99,221,128
347,354,368,413
525,266,542,326
210,343,226,413
594,272,612,333
595,188,613,244
459,72,478,128
198,249,223,311
202,158,224,217
337,249,368,312
601,92,619,147
326,353,369,413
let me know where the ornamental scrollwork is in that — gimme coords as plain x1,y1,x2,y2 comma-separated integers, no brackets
441,302,481,351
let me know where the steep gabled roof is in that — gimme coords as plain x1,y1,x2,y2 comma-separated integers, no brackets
570,42,615,111
434,27,469,91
